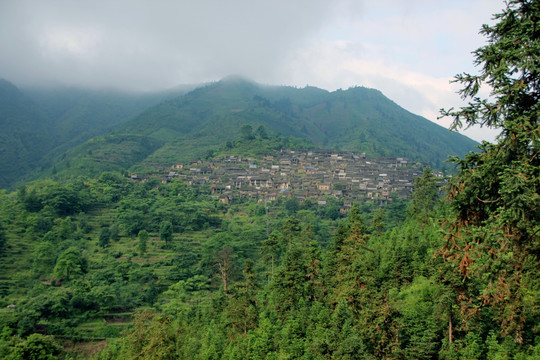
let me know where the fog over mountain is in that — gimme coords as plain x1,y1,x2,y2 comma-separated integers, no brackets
0,0,504,142
0,77,478,188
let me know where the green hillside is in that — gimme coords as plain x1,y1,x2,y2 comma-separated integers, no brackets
0,81,195,189
1,77,477,187
0,2,537,358
48,78,477,180
0,80,53,189
24,84,196,148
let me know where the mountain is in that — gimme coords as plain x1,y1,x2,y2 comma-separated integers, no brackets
47,78,477,180
0,80,53,189
0,80,196,188
24,84,197,148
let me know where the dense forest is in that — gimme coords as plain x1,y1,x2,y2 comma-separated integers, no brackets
0,0,538,359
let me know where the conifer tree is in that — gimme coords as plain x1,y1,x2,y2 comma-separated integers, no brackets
262,231,279,278
330,203,371,308
272,245,307,316
305,241,324,302
215,247,235,294
370,208,386,235
408,167,437,225
440,0,539,343
225,260,258,336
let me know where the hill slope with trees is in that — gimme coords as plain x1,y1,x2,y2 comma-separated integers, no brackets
0,82,195,189
45,77,478,181
1,75,477,188
0,80,53,189
0,2,537,358
116,77,478,168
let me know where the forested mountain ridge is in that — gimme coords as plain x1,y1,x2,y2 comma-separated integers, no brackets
0,80,53,189
1,75,477,188
119,77,478,167
0,80,196,189
24,84,196,152
44,77,478,182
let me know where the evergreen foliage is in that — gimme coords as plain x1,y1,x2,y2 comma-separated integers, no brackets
137,230,149,255
440,0,539,344
0,3,536,359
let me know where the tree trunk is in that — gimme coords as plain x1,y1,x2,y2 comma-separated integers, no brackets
448,315,453,344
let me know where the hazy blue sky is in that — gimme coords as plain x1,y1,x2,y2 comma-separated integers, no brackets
0,0,504,142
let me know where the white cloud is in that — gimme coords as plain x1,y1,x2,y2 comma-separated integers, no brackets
0,0,507,141
40,26,102,59
275,0,505,142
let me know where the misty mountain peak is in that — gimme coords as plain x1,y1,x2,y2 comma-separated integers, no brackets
219,74,256,84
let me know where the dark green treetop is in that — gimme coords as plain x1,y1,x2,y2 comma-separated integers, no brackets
159,220,173,247
441,0,539,342
408,167,438,225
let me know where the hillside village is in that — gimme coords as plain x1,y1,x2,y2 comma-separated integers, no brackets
136,149,441,209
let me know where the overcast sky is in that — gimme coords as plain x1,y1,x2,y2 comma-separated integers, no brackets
0,0,505,142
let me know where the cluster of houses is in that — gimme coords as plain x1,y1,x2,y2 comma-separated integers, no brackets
134,149,437,208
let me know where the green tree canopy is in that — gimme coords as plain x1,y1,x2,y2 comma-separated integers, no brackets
9,333,62,360
441,0,539,342
159,220,173,246
53,246,87,281
408,167,438,224
98,226,110,248
138,229,149,254
240,124,255,140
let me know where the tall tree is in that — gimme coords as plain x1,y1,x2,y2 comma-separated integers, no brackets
262,231,279,278
225,260,258,337
159,220,173,247
138,229,149,255
408,167,437,225
215,247,235,294
305,240,324,302
440,0,539,343
330,204,371,308
370,208,386,235
272,245,307,316
281,216,301,250
122,310,176,359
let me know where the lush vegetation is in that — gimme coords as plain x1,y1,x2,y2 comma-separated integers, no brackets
0,69,478,189
0,168,381,357
0,83,193,189
81,76,477,174
0,80,53,189
0,1,537,359
0,163,536,359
